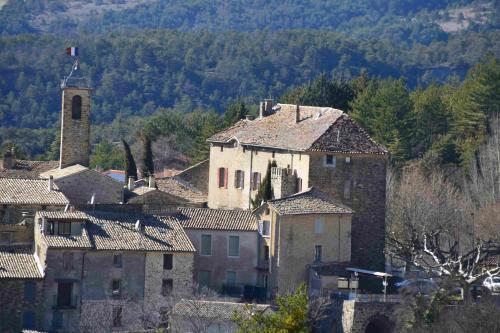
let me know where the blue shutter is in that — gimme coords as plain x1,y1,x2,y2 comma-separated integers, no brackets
23,311,35,329
24,281,36,301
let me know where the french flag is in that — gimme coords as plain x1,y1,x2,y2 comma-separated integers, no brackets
66,46,78,57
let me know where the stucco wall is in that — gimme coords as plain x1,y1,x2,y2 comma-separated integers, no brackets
176,159,210,194
208,144,309,210
308,152,387,270
186,228,258,291
268,212,351,294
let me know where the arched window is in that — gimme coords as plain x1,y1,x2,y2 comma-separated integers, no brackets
71,95,82,120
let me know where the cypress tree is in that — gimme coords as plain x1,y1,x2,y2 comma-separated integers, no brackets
251,160,277,209
122,139,137,181
140,134,155,178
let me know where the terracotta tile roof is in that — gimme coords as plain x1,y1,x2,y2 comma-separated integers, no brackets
0,160,58,179
177,208,258,231
208,104,387,155
37,211,195,252
0,246,43,279
0,178,69,205
156,177,207,204
267,188,353,215
173,300,272,320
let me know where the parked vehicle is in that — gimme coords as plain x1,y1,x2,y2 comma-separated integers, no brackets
483,276,500,293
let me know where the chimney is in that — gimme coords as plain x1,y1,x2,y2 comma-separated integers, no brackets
295,104,300,123
148,175,155,188
1,148,16,169
127,177,135,191
135,219,142,232
264,99,273,114
48,176,54,192
259,101,265,119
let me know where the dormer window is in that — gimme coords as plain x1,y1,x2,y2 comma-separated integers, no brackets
58,222,71,235
325,155,336,168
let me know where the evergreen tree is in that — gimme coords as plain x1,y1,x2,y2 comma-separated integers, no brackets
140,134,155,177
90,140,125,170
223,101,248,128
251,160,277,209
122,139,137,181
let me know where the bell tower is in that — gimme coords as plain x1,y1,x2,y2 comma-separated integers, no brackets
59,59,91,169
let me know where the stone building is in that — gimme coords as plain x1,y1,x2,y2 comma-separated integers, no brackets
207,102,388,270
0,246,45,331
0,149,58,179
254,187,353,295
33,210,195,332
176,208,258,293
40,164,123,205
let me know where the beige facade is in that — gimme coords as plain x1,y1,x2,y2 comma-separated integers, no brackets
59,87,91,169
256,206,352,294
207,143,309,210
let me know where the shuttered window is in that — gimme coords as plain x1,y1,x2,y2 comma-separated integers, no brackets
251,172,261,191
218,168,228,188
163,254,173,270
201,234,212,255
24,281,36,301
235,170,244,189
228,236,240,257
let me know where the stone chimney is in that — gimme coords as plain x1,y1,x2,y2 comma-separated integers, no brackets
1,148,16,169
148,175,155,188
271,167,297,199
48,176,54,192
295,104,300,123
127,177,135,191
259,99,274,119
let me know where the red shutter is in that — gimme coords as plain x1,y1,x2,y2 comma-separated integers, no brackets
250,172,254,190
224,168,228,189
217,168,220,188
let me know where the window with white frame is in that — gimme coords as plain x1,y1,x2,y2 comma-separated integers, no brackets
324,155,336,167
259,220,270,237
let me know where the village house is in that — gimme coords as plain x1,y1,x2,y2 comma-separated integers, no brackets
34,210,195,332
206,101,388,270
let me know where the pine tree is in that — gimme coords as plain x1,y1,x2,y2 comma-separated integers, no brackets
122,139,137,181
223,101,248,128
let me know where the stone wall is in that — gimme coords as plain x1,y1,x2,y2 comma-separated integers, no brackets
0,279,45,332
176,159,210,194
54,169,123,205
270,167,297,199
334,300,397,333
60,87,91,168
308,152,387,270
186,229,258,291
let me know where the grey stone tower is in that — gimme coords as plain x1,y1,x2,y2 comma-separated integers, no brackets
59,62,91,169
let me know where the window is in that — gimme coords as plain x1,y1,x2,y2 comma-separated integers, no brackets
162,279,173,296
159,307,169,328
296,177,303,193
58,222,71,235
226,271,237,284
22,311,35,329
71,95,82,120
314,245,322,262
57,282,72,307
345,157,351,164
272,151,275,158
234,170,245,189
200,235,212,256
251,172,261,191
220,146,224,152
112,279,121,296
259,220,270,237
325,155,336,167
198,270,211,289
163,254,173,270
24,281,36,301
0,232,11,245
113,254,122,268
228,236,240,257
112,306,122,327
315,218,324,234
218,168,228,188
62,252,73,270
264,245,270,261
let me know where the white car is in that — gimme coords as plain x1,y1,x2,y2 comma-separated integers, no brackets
483,276,500,293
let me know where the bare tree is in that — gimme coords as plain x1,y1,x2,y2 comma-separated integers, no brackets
387,168,500,299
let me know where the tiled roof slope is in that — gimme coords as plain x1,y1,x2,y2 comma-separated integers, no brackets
40,164,87,179
0,246,43,279
268,188,353,215
156,177,207,204
38,211,195,252
208,104,387,155
0,178,69,205
0,160,58,179
177,208,258,231
173,300,271,320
